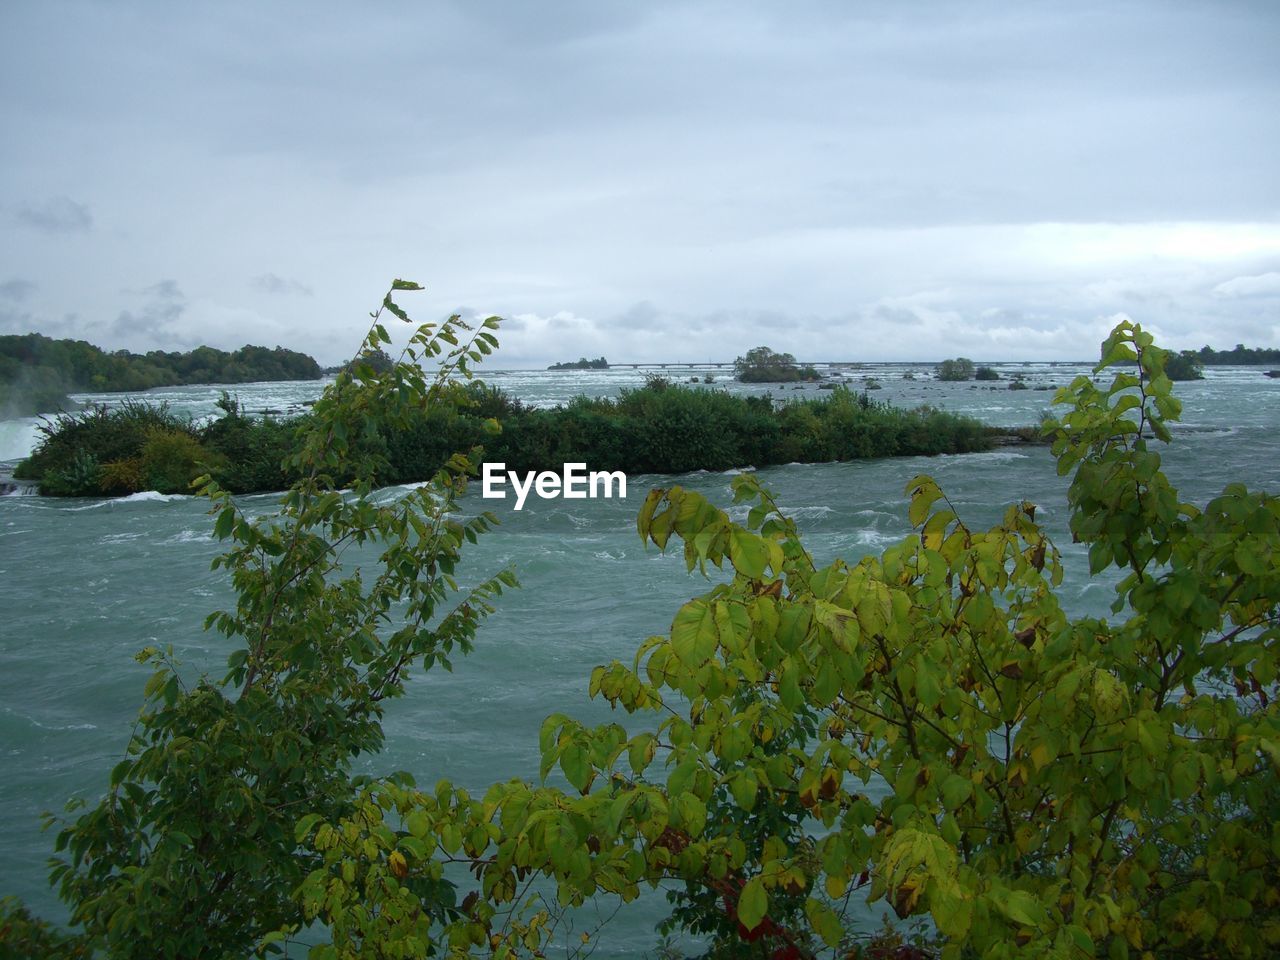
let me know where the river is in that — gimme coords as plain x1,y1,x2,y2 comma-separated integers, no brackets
2,362,1278,955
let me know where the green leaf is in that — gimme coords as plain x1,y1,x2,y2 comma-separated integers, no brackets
1001,889,1046,927
907,478,943,528
637,489,664,540
109,759,133,788
213,506,235,540
674,793,707,835
670,599,718,667
916,659,942,708
737,876,768,932
628,733,656,775
294,813,324,844
406,811,430,839
382,294,410,322
940,773,972,810
805,897,844,947
729,527,769,579
560,744,592,792
729,769,758,810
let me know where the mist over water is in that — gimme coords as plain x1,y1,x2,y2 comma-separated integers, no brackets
2,365,1279,955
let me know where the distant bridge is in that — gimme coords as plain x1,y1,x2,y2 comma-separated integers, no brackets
602,361,868,370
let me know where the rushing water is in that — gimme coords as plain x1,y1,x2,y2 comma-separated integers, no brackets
2,364,1279,955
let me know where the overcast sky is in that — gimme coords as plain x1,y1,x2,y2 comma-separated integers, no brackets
2,1,1277,366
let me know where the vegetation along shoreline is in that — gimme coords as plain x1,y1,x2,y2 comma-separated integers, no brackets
14,377,1017,498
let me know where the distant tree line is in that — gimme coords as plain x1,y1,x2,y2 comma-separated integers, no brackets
1195,343,1280,364
0,333,322,416
548,356,609,370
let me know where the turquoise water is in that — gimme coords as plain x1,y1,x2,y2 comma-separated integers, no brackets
2,365,1278,955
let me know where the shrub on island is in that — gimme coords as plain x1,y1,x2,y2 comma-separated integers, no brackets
17,380,993,497
734,346,821,383
935,357,975,381
548,356,609,370
1164,350,1205,381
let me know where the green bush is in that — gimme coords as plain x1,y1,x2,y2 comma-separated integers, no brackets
19,370,995,497
98,458,147,496
201,416,297,493
936,357,975,381
17,403,202,495
0,896,92,958
1165,350,1205,381
140,428,218,494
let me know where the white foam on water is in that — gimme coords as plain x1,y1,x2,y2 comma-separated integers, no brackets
854,508,896,519
66,490,192,511
1,706,99,732
163,529,213,544
789,505,834,519
833,528,903,549
98,532,143,544
974,450,1031,461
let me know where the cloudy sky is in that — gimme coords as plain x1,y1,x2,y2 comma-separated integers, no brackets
2,1,1277,366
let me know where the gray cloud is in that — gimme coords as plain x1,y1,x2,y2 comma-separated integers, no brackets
251,273,313,296
1213,272,1280,299
602,300,660,330
13,196,92,233
0,279,36,302
0,305,35,337
0,305,79,339
110,281,187,346
871,306,925,327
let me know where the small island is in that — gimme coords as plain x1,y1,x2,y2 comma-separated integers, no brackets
734,346,820,382
15,378,999,497
936,357,976,381
548,357,609,370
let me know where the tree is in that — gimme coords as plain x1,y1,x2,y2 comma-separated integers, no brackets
1164,350,1204,381
298,320,1279,959
735,347,819,383
974,366,1000,381
548,357,609,370
344,345,395,375
935,357,975,381
0,333,323,416
37,283,514,959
